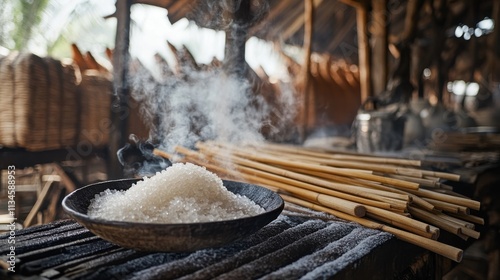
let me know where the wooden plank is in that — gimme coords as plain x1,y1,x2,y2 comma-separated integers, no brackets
43,183,63,224
0,148,106,170
50,163,77,193
23,179,55,228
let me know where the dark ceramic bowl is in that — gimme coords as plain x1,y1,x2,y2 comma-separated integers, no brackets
62,178,284,252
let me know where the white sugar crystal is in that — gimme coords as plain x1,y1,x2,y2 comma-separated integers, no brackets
87,163,265,223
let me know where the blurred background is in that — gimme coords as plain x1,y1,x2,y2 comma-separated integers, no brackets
1,1,499,278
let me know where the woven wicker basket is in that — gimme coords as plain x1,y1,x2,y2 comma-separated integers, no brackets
0,53,80,151
78,69,112,148
14,53,56,150
59,61,79,147
0,52,18,148
0,52,149,151
42,56,64,150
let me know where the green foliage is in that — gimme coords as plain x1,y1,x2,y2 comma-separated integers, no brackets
0,0,115,59
0,0,14,48
12,0,50,50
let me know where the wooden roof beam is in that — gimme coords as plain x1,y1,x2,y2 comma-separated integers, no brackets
326,10,356,52
249,0,291,37
164,0,194,24
281,0,324,42
266,4,305,40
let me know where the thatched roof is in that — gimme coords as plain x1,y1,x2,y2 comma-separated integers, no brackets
132,0,359,63
128,0,500,101
131,0,498,70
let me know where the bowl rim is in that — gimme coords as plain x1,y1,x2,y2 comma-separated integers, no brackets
62,178,284,228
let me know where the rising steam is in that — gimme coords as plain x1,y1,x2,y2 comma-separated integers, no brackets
129,62,294,153
126,0,298,158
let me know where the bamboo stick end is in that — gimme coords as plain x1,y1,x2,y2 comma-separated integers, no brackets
354,205,366,217
455,250,464,263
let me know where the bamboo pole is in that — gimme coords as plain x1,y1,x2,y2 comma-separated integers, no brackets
366,212,436,240
408,206,463,237
448,212,484,226
435,212,475,230
153,149,175,160
335,176,435,211
428,225,440,239
365,205,430,233
194,149,402,212
179,150,366,218
407,188,481,210
418,170,460,182
165,144,476,215
259,150,427,178
197,143,420,190
179,148,414,217
153,144,477,264
239,166,393,211
281,194,463,262
385,173,441,188
234,141,422,166
195,147,427,231
256,145,460,181
193,145,415,206
278,183,366,217
458,226,481,240
240,142,459,181
422,198,469,214
174,146,477,215
282,166,411,202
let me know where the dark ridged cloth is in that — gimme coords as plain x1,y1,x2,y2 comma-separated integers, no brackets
0,210,404,280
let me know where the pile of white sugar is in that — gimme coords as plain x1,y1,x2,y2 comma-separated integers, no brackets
87,163,265,223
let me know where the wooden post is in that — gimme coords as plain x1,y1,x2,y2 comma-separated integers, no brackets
223,0,251,79
488,0,500,82
300,0,314,142
371,0,388,96
463,2,478,109
355,1,372,104
403,0,423,99
109,0,132,179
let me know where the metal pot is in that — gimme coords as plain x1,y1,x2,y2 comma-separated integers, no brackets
353,100,406,153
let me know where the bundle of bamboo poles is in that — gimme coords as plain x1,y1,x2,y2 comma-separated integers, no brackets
153,141,483,262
